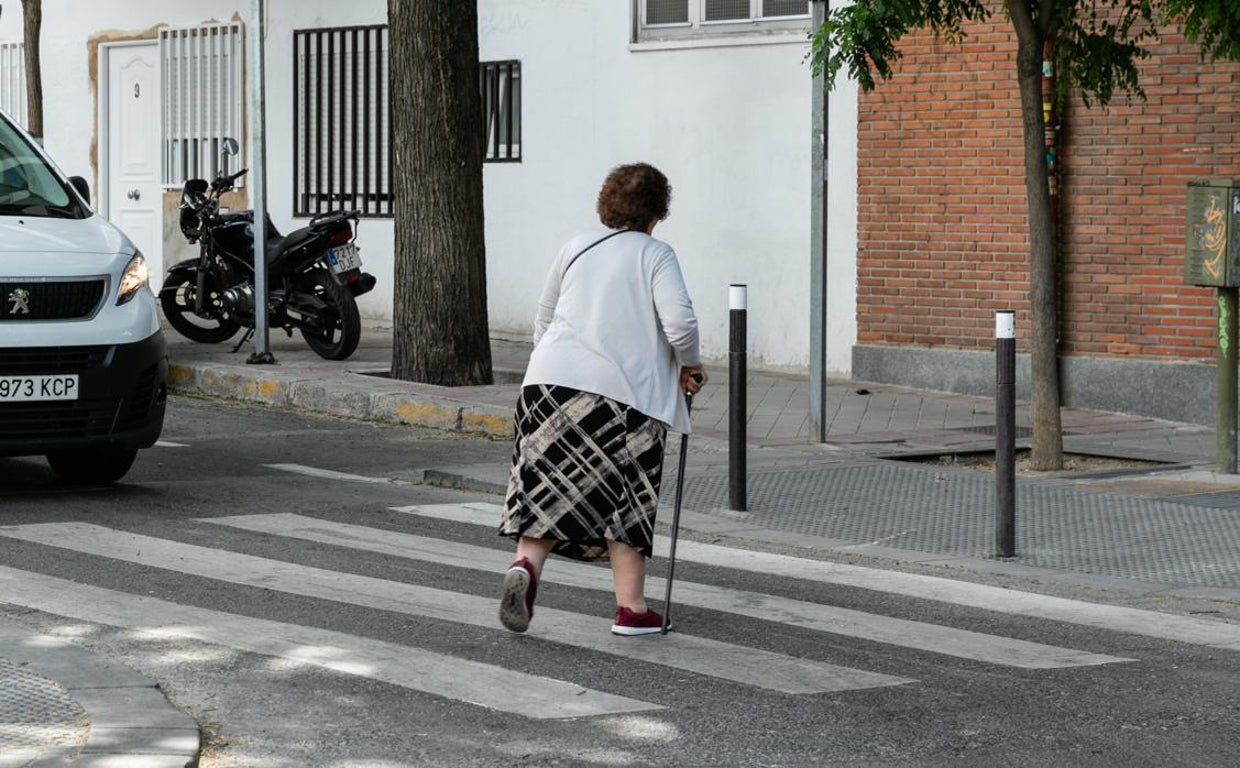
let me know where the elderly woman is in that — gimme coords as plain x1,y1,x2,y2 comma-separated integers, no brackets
499,162,706,637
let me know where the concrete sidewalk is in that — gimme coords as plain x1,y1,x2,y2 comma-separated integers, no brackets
163,322,1214,451
3,322,1237,765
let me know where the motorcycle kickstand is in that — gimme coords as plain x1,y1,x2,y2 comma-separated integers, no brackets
231,327,255,353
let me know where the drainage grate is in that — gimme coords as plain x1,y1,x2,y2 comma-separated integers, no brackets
953,425,1034,438
0,658,88,756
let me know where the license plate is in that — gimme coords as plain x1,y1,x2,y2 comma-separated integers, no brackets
327,243,363,274
0,374,78,402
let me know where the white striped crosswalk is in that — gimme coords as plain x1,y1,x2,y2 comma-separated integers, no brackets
0,522,912,695
398,502,1240,652
209,512,1128,670
0,564,654,719
5,497,1232,720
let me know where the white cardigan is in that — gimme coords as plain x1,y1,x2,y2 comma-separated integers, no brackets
523,228,701,434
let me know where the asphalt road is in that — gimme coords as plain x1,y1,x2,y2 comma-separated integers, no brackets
1,395,1238,767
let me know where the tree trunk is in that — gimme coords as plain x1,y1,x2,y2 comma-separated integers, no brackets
20,0,42,139
1010,3,1064,470
388,0,492,385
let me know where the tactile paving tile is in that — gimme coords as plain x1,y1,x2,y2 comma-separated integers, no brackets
0,658,87,756
682,461,1240,588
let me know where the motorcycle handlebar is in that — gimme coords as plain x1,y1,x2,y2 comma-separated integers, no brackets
212,167,249,192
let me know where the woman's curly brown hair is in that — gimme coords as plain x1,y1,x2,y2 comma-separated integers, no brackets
597,163,672,232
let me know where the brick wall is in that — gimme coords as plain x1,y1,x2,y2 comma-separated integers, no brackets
857,20,1240,362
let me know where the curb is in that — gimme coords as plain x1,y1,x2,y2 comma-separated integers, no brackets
0,615,199,767
168,363,514,439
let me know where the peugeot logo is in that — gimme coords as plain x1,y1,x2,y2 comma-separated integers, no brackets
7,287,30,315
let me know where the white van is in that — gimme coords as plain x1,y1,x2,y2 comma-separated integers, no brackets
0,112,167,484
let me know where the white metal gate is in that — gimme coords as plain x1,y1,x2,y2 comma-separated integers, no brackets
0,42,26,127
159,22,245,188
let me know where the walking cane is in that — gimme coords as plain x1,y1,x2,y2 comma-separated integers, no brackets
661,380,698,635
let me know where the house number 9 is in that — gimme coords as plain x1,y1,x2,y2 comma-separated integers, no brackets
134,83,140,98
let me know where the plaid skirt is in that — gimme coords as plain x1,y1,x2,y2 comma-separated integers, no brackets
500,384,667,562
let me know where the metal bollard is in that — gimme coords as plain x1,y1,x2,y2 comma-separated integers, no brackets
995,311,1016,557
729,284,747,512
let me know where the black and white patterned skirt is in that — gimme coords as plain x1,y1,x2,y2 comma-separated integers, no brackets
500,384,667,562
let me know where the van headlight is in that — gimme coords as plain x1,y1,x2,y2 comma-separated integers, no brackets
117,252,149,305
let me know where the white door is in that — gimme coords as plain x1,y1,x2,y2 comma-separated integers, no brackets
105,43,163,290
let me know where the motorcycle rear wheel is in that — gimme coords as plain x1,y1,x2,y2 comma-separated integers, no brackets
160,271,243,343
296,268,361,360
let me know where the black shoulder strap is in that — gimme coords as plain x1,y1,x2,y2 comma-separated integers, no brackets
562,229,630,277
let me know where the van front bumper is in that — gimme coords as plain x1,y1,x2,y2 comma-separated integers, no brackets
0,332,168,458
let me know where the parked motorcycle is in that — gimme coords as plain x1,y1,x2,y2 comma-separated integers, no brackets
160,143,375,360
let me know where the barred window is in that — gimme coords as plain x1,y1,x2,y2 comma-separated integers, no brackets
294,24,522,218
482,60,521,162
0,42,26,129
637,0,810,39
160,23,245,188
293,25,390,218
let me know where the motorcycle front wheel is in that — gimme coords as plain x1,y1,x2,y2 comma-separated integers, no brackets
295,267,361,360
160,271,243,343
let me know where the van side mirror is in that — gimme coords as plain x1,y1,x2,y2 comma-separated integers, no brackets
68,175,90,202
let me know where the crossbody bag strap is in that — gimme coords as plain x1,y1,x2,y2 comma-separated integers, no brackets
562,229,630,277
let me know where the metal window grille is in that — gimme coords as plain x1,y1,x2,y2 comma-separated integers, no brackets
159,23,245,188
646,0,689,25
293,26,521,218
294,25,390,218
705,0,750,21
640,0,809,29
482,60,520,162
0,43,26,128
761,0,808,17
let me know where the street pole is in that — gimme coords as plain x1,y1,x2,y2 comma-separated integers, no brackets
1218,288,1238,473
809,0,829,442
247,0,274,364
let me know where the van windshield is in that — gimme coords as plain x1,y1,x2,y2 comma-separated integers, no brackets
0,117,85,219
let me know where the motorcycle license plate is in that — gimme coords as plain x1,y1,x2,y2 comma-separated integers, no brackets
0,374,78,402
327,243,362,274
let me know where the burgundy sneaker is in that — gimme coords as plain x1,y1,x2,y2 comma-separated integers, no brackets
611,606,666,636
499,557,538,633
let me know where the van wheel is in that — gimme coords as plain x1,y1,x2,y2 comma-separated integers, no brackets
46,449,138,485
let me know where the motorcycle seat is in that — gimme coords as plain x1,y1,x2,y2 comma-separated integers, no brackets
265,224,321,261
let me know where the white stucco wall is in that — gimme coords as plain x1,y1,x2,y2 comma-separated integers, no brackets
4,1,858,374
479,0,858,373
